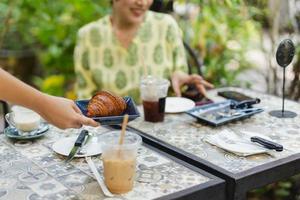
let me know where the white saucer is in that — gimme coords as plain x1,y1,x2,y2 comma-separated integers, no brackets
4,123,49,140
52,136,102,157
165,97,195,113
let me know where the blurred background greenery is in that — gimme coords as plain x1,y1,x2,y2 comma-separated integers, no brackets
2,0,299,98
1,0,299,100
0,0,263,98
0,0,111,98
177,0,262,87
1,0,300,199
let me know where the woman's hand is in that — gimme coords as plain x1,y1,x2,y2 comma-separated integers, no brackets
171,71,214,97
35,95,99,129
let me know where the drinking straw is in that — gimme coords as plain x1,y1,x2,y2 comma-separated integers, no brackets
119,114,129,145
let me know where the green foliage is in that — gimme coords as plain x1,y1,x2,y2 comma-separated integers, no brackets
246,0,269,28
177,0,262,87
1,0,262,95
34,75,66,97
249,180,294,200
28,0,110,75
0,0,111,96
0,1,35,50
27,0,108,74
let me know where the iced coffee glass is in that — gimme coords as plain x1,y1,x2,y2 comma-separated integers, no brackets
140,76,170,122
100,131,142,194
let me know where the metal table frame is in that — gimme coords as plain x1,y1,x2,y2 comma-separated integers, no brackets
143,143,226,200
127,126,300,200
107,125,226,200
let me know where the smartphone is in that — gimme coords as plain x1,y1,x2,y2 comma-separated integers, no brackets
217,91,252,101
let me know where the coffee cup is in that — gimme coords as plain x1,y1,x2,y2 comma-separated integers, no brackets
99,131,142,194
5,106,41,133
140,76,170,122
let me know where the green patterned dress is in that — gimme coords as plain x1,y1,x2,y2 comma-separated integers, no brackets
74,11,187,103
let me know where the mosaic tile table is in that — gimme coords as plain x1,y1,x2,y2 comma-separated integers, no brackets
0,125,225,200
128,87,300,200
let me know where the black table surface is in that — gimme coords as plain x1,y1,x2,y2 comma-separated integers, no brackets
0,125,225,200
127,87,300,200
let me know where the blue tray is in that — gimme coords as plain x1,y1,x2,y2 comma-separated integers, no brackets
186,100,263,126
76,96,140,125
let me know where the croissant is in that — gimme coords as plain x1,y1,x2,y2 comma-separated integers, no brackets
87,91,127,117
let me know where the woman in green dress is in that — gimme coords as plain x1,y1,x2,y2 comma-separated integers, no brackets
74,0,213,102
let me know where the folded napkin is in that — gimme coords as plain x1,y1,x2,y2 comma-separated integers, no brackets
204,129,268,156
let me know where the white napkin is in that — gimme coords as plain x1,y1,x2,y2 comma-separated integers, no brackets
204,129,268,156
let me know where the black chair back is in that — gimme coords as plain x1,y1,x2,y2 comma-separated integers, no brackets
0,101,9,130
150,0,173,13
150,0,202,75
150,0,204,101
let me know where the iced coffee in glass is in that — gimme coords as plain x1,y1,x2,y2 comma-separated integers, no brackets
140,76,170,122
100,131,142,194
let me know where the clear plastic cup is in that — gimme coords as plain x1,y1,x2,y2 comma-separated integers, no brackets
99,131,142,194
140,76,170,122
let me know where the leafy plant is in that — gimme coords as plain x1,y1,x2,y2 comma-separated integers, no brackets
0,1,35,50
28,0,111,75
34,75,66,97
1,0,262,95
248,179,295,200
176,0,262,87
0,0,111,96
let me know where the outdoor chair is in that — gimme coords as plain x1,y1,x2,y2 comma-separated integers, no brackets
0,100,8,132
150,0,205,101
150,0,203,76
150,0,174,14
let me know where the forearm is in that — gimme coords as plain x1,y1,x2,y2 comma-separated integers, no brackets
0,68,47,112
0,69,99,129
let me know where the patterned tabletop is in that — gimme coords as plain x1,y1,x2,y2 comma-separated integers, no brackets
0,125,213,200
129,87,300,174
